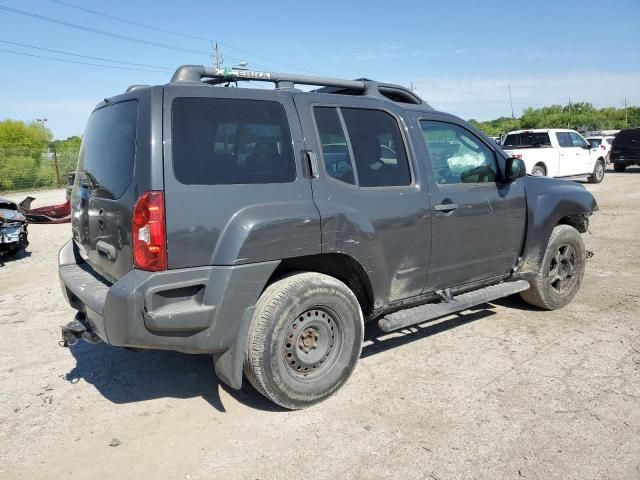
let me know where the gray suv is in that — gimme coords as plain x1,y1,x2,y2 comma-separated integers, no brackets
59,65,598,409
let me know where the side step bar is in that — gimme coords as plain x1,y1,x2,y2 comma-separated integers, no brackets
378,280,530,333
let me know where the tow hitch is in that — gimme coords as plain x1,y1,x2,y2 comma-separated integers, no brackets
60,313,102,347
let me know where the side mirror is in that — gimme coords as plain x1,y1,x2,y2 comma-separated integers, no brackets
504,157,526,182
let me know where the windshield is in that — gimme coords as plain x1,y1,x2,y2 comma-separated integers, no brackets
502,132,551,148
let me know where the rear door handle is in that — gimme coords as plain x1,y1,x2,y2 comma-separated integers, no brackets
433,203,458,212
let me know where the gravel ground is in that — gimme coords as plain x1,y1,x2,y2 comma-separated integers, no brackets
1,171,639,480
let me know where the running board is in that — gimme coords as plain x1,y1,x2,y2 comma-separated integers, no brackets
378,280,530,332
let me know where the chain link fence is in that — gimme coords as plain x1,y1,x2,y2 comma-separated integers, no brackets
0,145,79,193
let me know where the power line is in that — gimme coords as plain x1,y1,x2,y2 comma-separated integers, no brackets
0,48,168,73
49,0,316,74
0,4,266,69
0,39,173,70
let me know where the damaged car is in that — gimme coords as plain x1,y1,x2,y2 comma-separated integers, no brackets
0,196,29,256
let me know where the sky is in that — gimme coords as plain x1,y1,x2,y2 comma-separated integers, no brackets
1,0,639,139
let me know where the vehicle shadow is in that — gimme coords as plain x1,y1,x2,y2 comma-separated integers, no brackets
362,303,498,358
0,249,32,266
65,341,286,413
65,296,533,411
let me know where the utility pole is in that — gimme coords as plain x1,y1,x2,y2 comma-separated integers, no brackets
568,97,572,128
410,81,416,92
508,85,514,119
211,42,223,68
624,97,628,127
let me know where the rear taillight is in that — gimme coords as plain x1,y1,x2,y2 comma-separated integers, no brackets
512,154,523,159
132,191,166,271
600,145,606,150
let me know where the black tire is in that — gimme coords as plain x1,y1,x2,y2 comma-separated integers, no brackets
531,165,546,176
244,272,364,410
613,163,627,173
588,159,605,183
520,225,586,310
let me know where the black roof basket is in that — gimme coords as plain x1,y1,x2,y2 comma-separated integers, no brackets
169,65,428,106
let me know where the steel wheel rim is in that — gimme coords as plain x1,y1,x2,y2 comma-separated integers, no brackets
547,243,579,294
282,307,342,380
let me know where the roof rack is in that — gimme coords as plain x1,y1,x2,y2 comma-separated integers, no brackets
169,65,427,106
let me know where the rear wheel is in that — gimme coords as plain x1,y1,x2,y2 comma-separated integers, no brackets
613,163,627,173
531,164,546,176
244,272,364,410
520,225,586,310
588,159,605,183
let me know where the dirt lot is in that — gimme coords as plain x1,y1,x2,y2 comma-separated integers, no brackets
1,171,639,480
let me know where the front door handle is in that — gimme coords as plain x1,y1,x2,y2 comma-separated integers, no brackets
433,203,459,212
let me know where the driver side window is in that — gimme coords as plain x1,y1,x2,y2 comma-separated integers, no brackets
420,121,497,184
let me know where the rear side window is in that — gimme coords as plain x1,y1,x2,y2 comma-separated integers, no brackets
172,98,295,185
313,107,411,187
612,128,640,147
77,100,137,199
503,132,551,148
341,109,411,187
314,107,355,184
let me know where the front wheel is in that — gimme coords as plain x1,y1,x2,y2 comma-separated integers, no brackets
520,225,586,310
588,159,605,183
244,272,364,410
531,165,546,176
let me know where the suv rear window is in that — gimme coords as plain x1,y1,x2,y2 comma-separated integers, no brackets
502,132,551,148
612,128,640,147
172,98,295,185
76,100,138,199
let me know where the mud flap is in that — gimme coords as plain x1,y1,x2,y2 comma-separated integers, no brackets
212,306,255,390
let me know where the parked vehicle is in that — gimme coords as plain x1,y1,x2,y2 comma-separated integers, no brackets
18,196,71,224
502,129,606,183
0,196,29,256
58,66,598,409
610,128,640,172
586,135,615,162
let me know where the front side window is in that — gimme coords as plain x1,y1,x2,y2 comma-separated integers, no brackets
569,132,588,148
588,138,602,149
420,121,497,184
172,98,295,185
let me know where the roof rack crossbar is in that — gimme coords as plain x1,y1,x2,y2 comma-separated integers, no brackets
169,65,426,106
171,65,367,91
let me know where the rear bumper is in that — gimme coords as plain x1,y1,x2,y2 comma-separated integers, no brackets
610,157,640,165
58,240,279,387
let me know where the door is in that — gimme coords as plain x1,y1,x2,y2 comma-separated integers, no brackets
293,93,431,307
557,132,589,176
568,132,592,173
414,117,527,292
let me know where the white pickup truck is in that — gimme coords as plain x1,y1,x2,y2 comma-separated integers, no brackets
502,129,606,183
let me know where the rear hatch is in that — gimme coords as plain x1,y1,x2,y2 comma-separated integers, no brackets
611,128,640,160
71,90,156,283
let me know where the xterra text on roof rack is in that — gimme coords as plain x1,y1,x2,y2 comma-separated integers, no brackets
59,65,598,409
